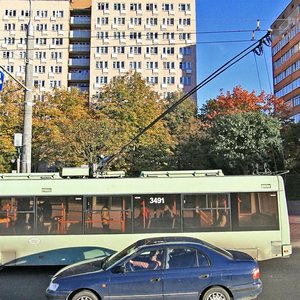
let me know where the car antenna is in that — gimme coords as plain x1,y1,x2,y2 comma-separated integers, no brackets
93,31,272,176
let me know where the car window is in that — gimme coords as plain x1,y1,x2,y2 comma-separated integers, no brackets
167,247,209,269
127,249,164,272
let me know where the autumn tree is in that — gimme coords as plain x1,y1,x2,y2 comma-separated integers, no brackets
0,81,24,172
198,86,289,175
201,85,290,122
94,72,174,174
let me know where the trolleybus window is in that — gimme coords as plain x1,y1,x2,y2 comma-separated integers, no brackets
231,192,279,230
133,194,181,232
183,193,230,231
0,191,279,235
85,196,132,234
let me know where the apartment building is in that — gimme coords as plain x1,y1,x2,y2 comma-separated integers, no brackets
0,0,197,101
271,0,300,122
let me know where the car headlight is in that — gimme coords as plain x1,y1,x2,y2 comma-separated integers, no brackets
48,282,59,291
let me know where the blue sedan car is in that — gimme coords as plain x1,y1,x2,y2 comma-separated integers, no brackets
46,236,262,300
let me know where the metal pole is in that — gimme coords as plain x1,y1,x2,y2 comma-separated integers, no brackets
21,0,34,173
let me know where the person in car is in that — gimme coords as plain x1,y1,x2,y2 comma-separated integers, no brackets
130,250,162,270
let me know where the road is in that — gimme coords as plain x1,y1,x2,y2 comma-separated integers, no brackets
0,248,299,300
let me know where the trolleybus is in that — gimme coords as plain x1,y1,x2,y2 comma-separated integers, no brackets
0,168,292,266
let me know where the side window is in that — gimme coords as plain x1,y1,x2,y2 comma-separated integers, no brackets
232,192,279,231
128,249,164,271
167,247,209,269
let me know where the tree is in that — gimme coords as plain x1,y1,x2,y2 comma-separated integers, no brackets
0,81,24,172
94,72,174,173
207,111,282,174
201,85,290,122
281,122,300,173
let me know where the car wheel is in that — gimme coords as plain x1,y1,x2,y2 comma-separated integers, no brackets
71,290,98,300
202,287,231,300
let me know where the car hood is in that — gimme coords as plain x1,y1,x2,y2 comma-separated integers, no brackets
53,258,105,280
227,250,255,261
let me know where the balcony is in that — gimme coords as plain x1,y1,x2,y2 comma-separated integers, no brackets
68,71,89,81
69,58,90,67
70,30,91,39
69,44,90,53
70,16,91,25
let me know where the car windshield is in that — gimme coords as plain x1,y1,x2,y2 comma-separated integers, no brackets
103,243,137,270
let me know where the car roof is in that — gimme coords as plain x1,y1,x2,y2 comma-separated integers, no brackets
136,236,205,248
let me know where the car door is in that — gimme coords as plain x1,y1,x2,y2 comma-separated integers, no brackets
162,247,212,300
108,249,164,300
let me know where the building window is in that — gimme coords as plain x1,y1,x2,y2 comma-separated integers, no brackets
146,76,158,84
146,32,159,40
36,10,48,18
112,61,125,69
50,66,63,73
4,23,16,31
52,24,63,31
180,76,192,85
113,17,125,25
179,3,191,11
162,4,174,11
52,38,63,45
97,17,109,25
51,51,62,59
96,46,108,54
35,51,47,59
163,76,175,84
179,47,192,55
130,3,141,11
129,46,142,54
52,11,64,18
2,51,14,59
4,37,15,45
129,61,141,69
163,47,175,55
162,18,175,26
96,76,108,84
50,80,62,88
114,3,125,11
98,2,109,10
5,10,16,17
35,38,47,45
36,24,48,31
146,3,158,12
34,66,46,73
96,31,109,39
112,46,125,54
96,61,108,69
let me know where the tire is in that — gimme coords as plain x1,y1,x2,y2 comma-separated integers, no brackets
202,287,231,300
71,290,98,300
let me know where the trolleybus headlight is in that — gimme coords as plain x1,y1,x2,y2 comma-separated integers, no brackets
49,282,59,291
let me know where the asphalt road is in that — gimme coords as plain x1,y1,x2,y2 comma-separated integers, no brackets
0,248,299,300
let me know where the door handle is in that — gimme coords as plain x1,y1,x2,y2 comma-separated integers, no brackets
150,277,161,282
199,274,209,279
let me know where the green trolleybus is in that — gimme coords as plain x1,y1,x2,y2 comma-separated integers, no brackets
0,168,292,266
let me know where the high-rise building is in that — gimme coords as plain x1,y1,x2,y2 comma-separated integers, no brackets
271,0,300,122
0,0,197,101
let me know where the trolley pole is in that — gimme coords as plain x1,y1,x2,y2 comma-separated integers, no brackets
21,9,34,173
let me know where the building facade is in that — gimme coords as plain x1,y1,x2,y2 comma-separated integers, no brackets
0,0,197,101
271,0,300,122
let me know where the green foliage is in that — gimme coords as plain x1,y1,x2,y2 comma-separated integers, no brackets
207,111,282,174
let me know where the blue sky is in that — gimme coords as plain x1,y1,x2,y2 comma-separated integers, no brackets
196,0,291,107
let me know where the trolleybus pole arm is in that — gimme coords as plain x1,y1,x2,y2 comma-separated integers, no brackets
100,31,272,172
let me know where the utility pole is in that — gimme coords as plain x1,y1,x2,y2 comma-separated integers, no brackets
21,0,34,173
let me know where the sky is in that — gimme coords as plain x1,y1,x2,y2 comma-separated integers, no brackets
196,0,291,107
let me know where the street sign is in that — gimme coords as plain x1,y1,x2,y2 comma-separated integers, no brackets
0,70,4,91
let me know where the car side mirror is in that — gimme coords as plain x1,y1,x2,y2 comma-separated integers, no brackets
112,265,126,274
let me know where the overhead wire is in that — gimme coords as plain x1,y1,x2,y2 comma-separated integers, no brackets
101,31,272,171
